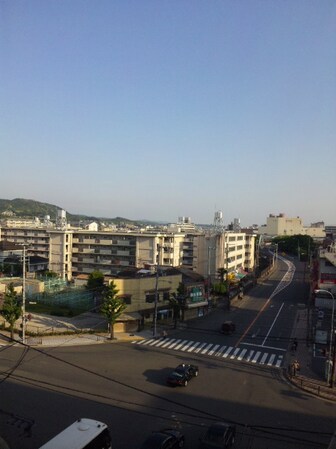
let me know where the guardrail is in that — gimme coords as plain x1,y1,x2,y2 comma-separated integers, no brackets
286,372,336,401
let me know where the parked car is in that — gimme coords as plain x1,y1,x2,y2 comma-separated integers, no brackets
221,321,235,335
199,422,236,449
166,363,199,387
140,429,185,449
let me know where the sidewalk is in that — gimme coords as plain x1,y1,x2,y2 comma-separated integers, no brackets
0,327,154,347
0,310,145,347
283,307,336,402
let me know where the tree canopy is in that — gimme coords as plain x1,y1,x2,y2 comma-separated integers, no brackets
100,281,127,339
86,270,105,293
272,235,314,260
0,283,21,340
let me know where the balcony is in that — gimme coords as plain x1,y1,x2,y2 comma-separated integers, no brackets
116,250,131,256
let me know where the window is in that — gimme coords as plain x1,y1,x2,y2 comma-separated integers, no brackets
162,291,170,301
118,294,132,304
146,293,156,303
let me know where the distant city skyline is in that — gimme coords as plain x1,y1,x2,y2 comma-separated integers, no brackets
1,1,335,227
0,196,330,229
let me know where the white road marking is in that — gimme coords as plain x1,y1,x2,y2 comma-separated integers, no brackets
187,342,202,352
201,343,213,354
260,353,268,364
132,338,284,368
208,344,220,356
223,347,233,358
230,348,240,359
237,348,247,360
252,351,261,363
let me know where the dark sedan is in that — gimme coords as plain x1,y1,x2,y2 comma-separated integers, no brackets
166,363,199,387
199,422,236,449
140,429,185,449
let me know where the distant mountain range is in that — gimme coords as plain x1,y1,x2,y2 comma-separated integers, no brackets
0,198,150,226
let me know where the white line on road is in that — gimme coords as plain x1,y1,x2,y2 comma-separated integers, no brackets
194,342,207,353
181,341,194,351
230,348,240,359
252,351,261,363
237,349,247,360
167,339,181,349
201,343,213,354
223,347,233,358
161,339,176,348
267,354,276,366
262,302,285,347
260,353,268,364
214,346,226,356
208,344,220,356
245,350,255,362
187,342,201,352
174,340,188,350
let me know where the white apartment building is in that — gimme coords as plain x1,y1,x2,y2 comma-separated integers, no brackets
0,215,256,281
0,222,73,280
71,230,186,276
258,213,325,239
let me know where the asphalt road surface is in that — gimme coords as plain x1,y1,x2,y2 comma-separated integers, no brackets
0,258,335,449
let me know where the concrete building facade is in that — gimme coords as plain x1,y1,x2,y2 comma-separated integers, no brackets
0,216,256,284
258,213,325,239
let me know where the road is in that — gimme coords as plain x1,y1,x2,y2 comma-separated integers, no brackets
0,258,335,449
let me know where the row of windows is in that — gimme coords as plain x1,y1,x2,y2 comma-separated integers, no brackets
145,291,170,303
76,236,136,245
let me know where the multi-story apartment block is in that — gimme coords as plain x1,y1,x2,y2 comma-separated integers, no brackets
207,232,250,282
0,213,256,283
0,220,73,281
71,231,186,276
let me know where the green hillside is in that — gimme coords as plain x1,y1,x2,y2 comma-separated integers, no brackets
0,198,60,219
0,198,136,225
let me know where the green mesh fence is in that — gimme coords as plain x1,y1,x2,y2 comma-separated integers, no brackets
29,288,95,310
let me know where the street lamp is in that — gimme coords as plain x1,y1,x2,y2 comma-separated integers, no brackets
315,289,335,387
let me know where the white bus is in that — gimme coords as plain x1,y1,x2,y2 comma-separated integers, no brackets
38,418,112,449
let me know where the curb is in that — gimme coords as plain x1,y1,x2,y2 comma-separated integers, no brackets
282,369,336,402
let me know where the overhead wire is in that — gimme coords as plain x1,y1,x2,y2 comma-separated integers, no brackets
0,334,332,447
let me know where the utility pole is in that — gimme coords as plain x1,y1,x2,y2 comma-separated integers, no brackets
21,245,26,344
153,245,162,338
331,330,336,388
207,246,212,302
226,244,230,303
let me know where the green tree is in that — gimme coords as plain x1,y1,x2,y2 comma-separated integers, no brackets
44,270,58,278
168,283,187,327
86,270,105,292
100,281,127,339
0,283,21,340
86,270,106,310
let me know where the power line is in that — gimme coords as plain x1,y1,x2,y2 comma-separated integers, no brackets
0,334,332,447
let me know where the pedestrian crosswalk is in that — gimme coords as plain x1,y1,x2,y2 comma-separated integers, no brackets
132,337,284,368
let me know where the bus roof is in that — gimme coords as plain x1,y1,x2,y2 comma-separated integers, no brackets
38,418,109,449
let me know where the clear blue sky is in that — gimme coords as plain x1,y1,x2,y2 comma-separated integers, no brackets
1,0,335,226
